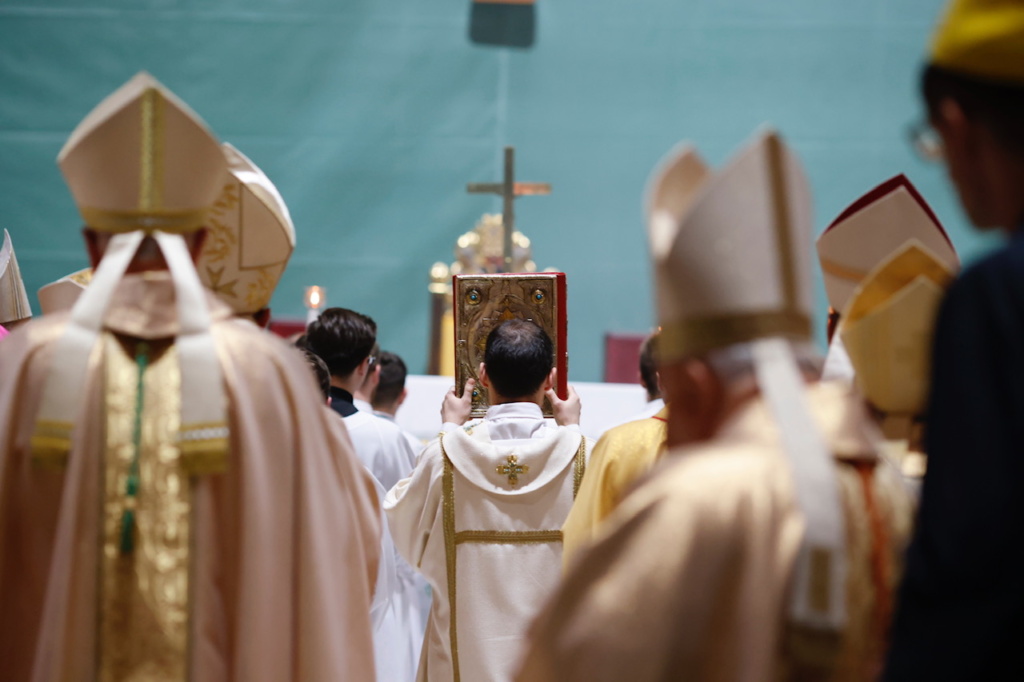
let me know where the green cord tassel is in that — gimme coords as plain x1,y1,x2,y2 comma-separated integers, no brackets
120,343,149,555
119,508,135,554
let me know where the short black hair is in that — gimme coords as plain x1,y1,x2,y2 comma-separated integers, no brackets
638,332,660,401
305,308,377,378
483,319,554,399
372,351,407,408
302,349,331,401
923,64,1024,158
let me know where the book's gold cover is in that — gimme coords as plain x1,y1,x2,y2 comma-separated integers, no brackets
454,273,567,418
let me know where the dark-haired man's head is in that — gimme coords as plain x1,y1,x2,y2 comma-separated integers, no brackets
638,332,662,402
302,349,331,403
355,343,381,404
479,319,554,404
305,308,377,391
372,351,409,416
922,65,1024,230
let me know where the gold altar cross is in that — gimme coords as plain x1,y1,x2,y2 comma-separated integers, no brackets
496,454,529,486
467,146,551,272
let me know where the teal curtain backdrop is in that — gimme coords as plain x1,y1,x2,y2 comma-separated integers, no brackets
0,0,997,380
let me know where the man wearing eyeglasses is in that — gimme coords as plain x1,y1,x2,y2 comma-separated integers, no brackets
885,2,1024,679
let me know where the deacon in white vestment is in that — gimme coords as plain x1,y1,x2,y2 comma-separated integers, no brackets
385,319,593,682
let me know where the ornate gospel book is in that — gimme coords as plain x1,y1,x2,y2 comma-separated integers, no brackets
453,272,567,418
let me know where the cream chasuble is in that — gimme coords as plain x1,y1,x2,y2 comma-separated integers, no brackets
517,382,914,682
385,404,590,682
562,407,667,566
0,273,381,682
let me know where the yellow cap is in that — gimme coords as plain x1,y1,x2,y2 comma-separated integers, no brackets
58,72,227,234
931,0,1024,83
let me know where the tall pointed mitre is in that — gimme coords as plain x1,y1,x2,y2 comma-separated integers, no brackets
817,175,957,318
644,142,711,332
32,73,230,468
652,130,815,360
0,229,32,325
646,129,847,632
841,241,957,425
58,72,226,234
197,143,296,316
37,268,93,315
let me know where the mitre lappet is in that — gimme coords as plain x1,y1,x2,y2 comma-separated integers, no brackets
0,229,32,327
31,72,230,467
646,128,848,633
197,143,296,317
816,175,958,381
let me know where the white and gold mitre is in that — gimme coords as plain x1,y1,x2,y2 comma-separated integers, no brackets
841,241,956,419
37,268,93,315
817,174,957,317
32,73,230,468
648,129,814,362
647,129,848,634
644,142,710,345
0,229,32,325
197,143,296,315
58,72,226,234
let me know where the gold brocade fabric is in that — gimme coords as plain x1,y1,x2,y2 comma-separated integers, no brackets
100,334,190,682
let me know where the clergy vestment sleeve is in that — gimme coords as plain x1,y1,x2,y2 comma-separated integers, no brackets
384,441,445,569
517,452,786,682
885,244,1024,680
561,417,665,567
560,434,623,566
193,325,384,681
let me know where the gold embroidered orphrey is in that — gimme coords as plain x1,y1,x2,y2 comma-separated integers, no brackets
496,454,529,487
439,434,587,682
100,337,190,681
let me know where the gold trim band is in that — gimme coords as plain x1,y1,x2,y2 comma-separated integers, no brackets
573,437,587,499
767,134,798,310
455,530,562,545
31,419,74,469
659,309,811,361
440,437,461,682
139,87,164,212
79,206,211,234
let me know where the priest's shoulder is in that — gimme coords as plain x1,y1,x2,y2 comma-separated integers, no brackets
638,439,791,515
609,442,786,556
597,413,667,449
0,313,71,359
211,318,317,375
